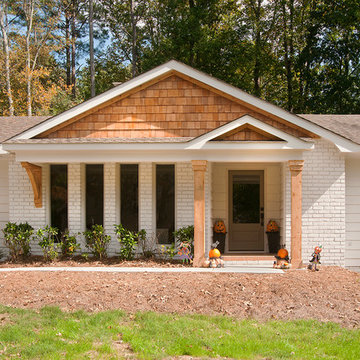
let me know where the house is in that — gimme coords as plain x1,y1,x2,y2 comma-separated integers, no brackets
0,60,360,270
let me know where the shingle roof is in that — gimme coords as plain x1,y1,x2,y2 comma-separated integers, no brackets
0,116,49,143
298,114,360,145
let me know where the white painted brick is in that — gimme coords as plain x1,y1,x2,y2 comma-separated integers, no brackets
284,139,346,266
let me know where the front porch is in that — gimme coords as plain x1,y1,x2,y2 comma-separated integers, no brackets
6,154,305,267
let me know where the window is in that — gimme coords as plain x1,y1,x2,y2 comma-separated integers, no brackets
120,164,139,231
156,164,175,244
86,164,104,228
50,165,68,233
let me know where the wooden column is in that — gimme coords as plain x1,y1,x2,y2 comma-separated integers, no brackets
288,160,304,268
21,162,42,208
192,160,207,267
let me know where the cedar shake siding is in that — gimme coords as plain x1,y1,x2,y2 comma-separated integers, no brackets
38,75,314,140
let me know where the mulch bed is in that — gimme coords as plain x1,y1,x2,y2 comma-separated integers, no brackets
0,262,359,328
0,256,189,268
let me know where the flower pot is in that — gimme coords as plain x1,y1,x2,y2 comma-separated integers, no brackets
213,232,226,253
266,231,280,253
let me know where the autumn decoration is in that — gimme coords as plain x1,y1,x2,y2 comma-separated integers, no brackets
213,220,226,234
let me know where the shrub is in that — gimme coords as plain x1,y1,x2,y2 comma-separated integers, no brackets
3,222,33,261
115,224,145,260
160,243,177,260
37,225,59,262
83,225,111,259
137,229,156,258
59,232,80,257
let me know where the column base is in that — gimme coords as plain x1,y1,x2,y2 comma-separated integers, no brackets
290,259,303,269
193,255,206,267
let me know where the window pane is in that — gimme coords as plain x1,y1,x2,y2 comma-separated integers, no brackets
121,164,138,232
156,164,175,244
232,175,260,223
86,164,104,228
51,165,68,234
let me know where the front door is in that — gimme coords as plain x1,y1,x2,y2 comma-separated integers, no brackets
228,170,264,251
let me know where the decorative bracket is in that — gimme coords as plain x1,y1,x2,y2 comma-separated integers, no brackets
21,162,42,208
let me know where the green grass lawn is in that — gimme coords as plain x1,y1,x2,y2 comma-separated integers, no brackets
0,305,359,359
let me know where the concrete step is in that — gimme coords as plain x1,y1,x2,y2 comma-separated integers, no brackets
221,254,276,266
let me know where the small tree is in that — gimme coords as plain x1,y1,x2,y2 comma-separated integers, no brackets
37,225,59,262
59,231,80,258
115,224,145,260
3,222,33,261
83,225,111,259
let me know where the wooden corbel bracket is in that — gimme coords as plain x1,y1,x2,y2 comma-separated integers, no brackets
21,162,42,208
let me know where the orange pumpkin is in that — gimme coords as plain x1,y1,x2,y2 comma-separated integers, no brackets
277,248,288,259
214,220,226,234
209,248,221,258
266,220,279,232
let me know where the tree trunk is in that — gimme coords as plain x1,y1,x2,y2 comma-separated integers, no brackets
89,0,95,96
71,0,76,98
0,1,14,115
130,0,137,78
253,0,262,98
65,12,71,86
25,0,35,116
282,0,293,112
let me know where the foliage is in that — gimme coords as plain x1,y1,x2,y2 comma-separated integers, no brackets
2,0,360,115
83,225,111,259
174,225,194,262
160,243,177,260
0,306,359,359
37,225,59,262
114,224,145,260
59,232,80,258
2,222,33,261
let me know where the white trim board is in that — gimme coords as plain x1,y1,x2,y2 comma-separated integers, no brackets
12,149,305,163
10,60,360,152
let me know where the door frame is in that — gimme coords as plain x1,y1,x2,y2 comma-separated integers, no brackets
227,169,265,253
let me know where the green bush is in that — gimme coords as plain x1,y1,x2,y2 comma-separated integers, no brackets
37,225,59,262
115,225,145,260
83,225,111,259
2,222,34,261
59,231,80,257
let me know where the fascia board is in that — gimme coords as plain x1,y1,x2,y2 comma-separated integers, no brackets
3,140,313,152
186,115,312,149
13,149,305,163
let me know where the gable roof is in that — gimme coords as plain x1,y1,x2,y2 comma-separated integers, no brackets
3,60,360,152
299,114,360,145
0,116,49,143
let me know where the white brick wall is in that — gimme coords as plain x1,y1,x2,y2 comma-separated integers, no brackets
0,156,9,254
8,155,48,254
176,162,194,229
104,163,119,253
285,139,346,266
139,163,153,236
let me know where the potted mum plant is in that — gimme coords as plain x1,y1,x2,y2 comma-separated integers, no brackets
266,220,280,253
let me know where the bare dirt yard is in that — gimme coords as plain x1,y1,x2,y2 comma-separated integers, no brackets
0,263,359,328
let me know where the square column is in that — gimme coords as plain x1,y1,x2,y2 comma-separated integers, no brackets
288,160,304,268
192,160,207,267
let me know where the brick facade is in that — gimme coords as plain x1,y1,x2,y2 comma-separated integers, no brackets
284,139,346,266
